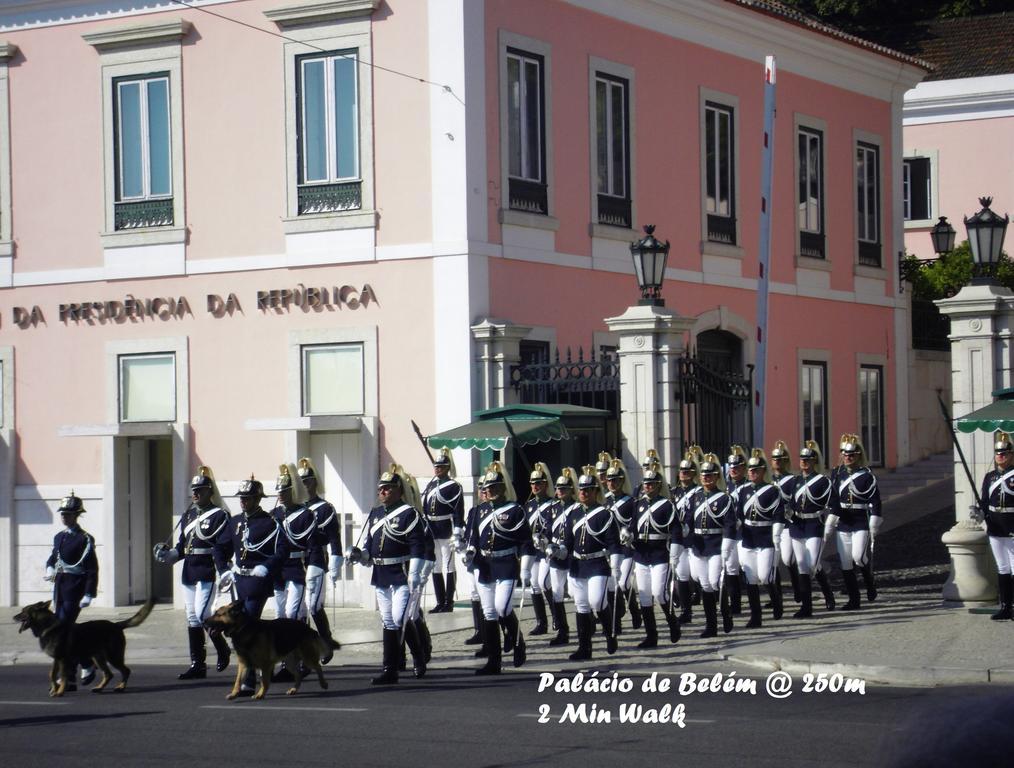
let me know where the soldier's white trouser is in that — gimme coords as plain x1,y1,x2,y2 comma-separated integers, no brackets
989,536,1014,574
675,548,692,581
375,584,410,630
477,579,515,620
740,547,776,585
690,553,724,592
836,530,870,570
725,543,742,575
569,574,608,614
617,555,635,593
547,565,567,602
305,565,325,615
434,538,453,575
634,562,669,607
791,537,822,576
520,555,546,593
459,565,480,601
779,528,794,567
275,581,306,620
183,581,216,628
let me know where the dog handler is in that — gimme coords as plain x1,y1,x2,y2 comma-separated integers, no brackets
43,491,99,689
154,466,232,679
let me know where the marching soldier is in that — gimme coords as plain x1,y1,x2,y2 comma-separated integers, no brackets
605,459,639,634
595,451,613,487
770,441,798,604
551,467,621,661
671,449,701,624
785,441,835,618
466,462,531,675
827,435,882,610
297,458,343,662
685,456,737,637
153,466,232,679
725,445,749,614
459,485,489,653
544,468,578,647
980,432,1014,620
421,448,464,613
44,491,100,690
628,465,682,647
348,464,428,684
522,463,555,636
737,450,785,628
403,472,435,677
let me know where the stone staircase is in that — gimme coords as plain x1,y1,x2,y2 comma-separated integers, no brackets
876,451,955,532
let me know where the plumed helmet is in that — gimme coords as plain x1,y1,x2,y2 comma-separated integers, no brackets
237,474,265,499
397,464,422,510
678,448,698,473
58,490,85,514
555,467,577,491
481,461,516,501
995,432,1013,453
642,467,664,484
799,440,824,473
595,451,613,474
747,448,771,483
433,447,457,477
191,465,215,491
840,434,867,466
577,465,600,492
378,463,404,489
296,457,323,493
699,453,726,490
529,462,555,495
604,458,632,495
276,464,294,493
641,448,659,468
770,440,790,461
727,445,747,467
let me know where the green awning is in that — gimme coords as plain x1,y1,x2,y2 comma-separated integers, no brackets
426,416,570,451
956,399,1014,433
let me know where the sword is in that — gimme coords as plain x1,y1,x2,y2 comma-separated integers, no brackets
400,585,423,647
411,420,436,464
718,568,733,634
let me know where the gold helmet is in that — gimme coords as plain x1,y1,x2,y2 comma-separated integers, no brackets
577,465,601,493
799,440,825,474
528,462,555,496
555,467,577,492
727,444,747,467
604,458,632,496
433,447,457,478
237,474,265,499
995,432,1013,454
190,465,224,507
275,463,304,503
747,448,771,483
297,457,322,493
770,440,790,463
640,448,659,469
699,453,726,491
595,451,613,475
840,434,867,466
58,490,85,514
377,463,405,489
481,461,516,501
678,447,699,474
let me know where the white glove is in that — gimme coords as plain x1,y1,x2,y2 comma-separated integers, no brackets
618,527,633,546
79,595,92,609
251,565,269,579
420,559,435,581
552,544,568,561
682,524,690,539
721,538,734,566
869,515,883,538
154,544,179,565
452,526,463,539
464,546,476,566
669,542,683,569
408,558,424,591
609,553,623,573
328,554,343,584
772,523,784,545
218,571,235,592
44,566,56,582
453,536,466,553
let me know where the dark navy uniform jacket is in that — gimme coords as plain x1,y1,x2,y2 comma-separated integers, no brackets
521,495,554,558
461,500,489,574
563,502,619,579
606,492,636,558
726,477,748,540
272,503,318,584
547,499,578,571
421,475,464,539
787,472,831,539
980,467,1014,538
830,467,882,533
631,494,680,566
772,473,796,506
362,501,427,589
685,487,737,558
671,483,697,540
737,482,784,549
46,525,99,623
305,496,341,569
470,498,530,583
214,509,289,611
170,503,230,585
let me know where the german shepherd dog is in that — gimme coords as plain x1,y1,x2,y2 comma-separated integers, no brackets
14,598,155,697
204,601,328,700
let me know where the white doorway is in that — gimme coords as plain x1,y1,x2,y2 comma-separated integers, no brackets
126,437,173,604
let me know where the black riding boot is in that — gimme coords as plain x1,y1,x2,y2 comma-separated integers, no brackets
531,592,549,635
745,584,763,629
729,573,743,615
792,574,813,619
789,562,801,603
209,628,231,672
677,579,693,624
992,573,1014,620
371,628,400,685
179,626,208,679
444,572,456,611
699,591,718,638
549,601,570,646
841,569,862,611
465,600,484,646
505,612,527,667
627,590,642,630
662,600,681,643
815,569,836,611
404,622,427,678
475,619,502,675
597,609,618,655
769,578,784,620
569,613,593,661
860,562,878,602
637,606,658,648
429,574,447,614
414,616,432,662
311,609,341,664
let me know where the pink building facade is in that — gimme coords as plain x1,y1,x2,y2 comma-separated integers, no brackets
0,0,925,607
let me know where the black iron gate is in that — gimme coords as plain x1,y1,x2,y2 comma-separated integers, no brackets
676,354,753,456
511,346,620,454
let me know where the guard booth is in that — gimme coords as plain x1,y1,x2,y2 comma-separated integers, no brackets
426,404,612,500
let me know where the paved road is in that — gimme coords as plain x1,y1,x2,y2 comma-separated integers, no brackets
1,664,1009,767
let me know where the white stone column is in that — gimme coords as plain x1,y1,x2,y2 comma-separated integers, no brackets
936,282,1014,602
470,318,532,412
605,305,695,478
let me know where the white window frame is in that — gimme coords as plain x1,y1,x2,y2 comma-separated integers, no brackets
498,29,556,231
114,74,172,203
902,149,939,228
800,360,828,459
270,1,377,234
858,362,885,467
297,51,360,187
300,342,365,417
797,348,832,461
699,88,741,258
118,352,177,423
507,49,544,185
288,327,378,420
853,129,884,272
588,55,635,235
84,21,188,250
794,113,828,264
0,42,15,280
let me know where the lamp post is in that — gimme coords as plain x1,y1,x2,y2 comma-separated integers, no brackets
629,224,670,307
930,216,957,256
964,197,1009,284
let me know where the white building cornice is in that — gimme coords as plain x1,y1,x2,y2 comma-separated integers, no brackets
904,74,1014,126
263,0,379,28
0,0,240,32
0,42,18,61
82,18,190,49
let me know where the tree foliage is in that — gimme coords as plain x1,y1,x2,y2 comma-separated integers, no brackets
780,0,1013,39
903,240,1014,300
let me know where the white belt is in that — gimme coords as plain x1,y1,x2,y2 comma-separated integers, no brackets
640,533,669,541
744,520,774,527
989,506,1014,514
695,527,722,535
233,566,262,577
289,551,306,560
795,512,822,520
481,547,518,559
573,550,607,560
56,565,85,575
373,556,410,566
840,503,869,510
426,514,454,522
187,547,213,555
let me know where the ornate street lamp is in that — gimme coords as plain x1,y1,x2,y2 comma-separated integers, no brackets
629,224,669,307
930,216,957,256
964,197,1009,284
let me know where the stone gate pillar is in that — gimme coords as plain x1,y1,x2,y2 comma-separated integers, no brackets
605,304,695,479
470,318,532,412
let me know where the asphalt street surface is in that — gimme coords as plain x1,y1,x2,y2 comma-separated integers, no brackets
0,663,1009,768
